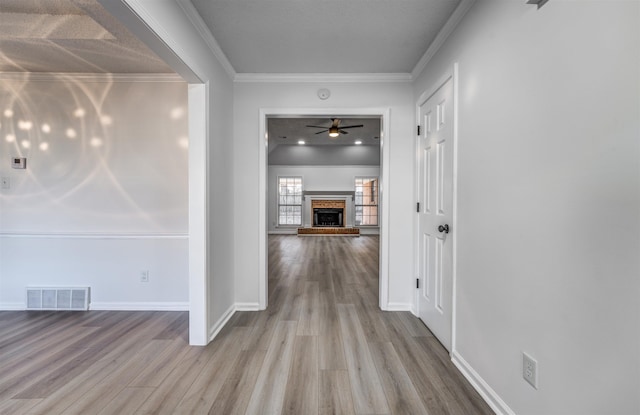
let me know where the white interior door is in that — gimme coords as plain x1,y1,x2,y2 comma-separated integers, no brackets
417,76,454,351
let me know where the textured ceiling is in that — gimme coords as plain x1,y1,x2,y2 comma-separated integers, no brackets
190,0,462,73
268,117,381,147
0,0,172,73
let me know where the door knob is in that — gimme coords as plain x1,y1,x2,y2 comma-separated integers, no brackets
438,224,450,234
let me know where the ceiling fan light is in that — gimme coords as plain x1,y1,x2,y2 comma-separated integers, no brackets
329,126,340,137
329,132,339,137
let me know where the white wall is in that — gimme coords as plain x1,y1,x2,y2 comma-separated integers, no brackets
269,144,380,165
268,165,380,233
234,81,414,309
119,0,237,344
413,1,640,414
0,75,189,309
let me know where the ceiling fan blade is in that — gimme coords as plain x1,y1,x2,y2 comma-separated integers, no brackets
306,125,329,129
339,130,349,134
338,124,364,129
315,129,329,134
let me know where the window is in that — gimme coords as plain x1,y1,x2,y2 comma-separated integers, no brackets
278,176,303,226
355,177,378,226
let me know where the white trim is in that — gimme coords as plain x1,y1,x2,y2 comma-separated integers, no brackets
235,302,261,311
260,107,390,311
0,232,187,240
188,83,209,346
90,302,189,311
0,72,183,82
208,304,236,342
452,351,516,415
175,0,237,79
411,0,475,79
378,108,391,310
0,303,25,311
386,302,413,311
235,73,412,83
451,63,460,353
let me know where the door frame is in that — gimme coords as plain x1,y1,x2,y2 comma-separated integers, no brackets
259,107,391,310
414,63,459,351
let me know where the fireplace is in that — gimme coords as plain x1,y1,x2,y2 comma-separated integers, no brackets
314,208,343,227
311,200,345,227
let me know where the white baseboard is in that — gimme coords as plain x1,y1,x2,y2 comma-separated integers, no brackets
235,302,261,311
208,304,236,342
386,302,412,311
0,303,25,310
90,302,189,311
451,350,515,415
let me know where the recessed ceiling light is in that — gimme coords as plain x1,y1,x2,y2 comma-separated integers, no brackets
355,140,362,145
298,140,305,145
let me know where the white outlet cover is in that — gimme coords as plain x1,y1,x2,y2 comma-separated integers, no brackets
523,352,538,389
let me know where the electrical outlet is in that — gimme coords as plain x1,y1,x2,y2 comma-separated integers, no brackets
1,177,9,189
523,352,538,389
140,270,149,283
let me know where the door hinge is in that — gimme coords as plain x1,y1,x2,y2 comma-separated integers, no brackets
416,278,420,289
417,125,421,136
416,202,420,213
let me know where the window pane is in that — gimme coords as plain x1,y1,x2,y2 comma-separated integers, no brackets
278,176,303,225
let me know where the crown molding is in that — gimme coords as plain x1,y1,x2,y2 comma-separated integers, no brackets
234,73,412,83
176,0,237,79
0,72,184,82
411,0,476,79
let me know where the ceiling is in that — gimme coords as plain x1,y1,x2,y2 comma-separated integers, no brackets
268,117,380,147
191,0,462,73
0,0,464,75
0,0,171,73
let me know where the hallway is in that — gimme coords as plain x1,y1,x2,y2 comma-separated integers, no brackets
0,236,493,414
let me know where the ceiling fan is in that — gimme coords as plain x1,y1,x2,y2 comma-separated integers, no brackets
306,118,363,138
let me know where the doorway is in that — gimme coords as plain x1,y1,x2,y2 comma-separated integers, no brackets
259,108,391,310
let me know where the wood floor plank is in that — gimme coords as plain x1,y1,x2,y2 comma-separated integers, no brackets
96,387,154,415
129,337,190,387
318,289,347,370
368,341,429,415
207,349,267,415
282,336,319,415
59,339,173,415
172,327,249,414
245,320,298,415
0,398,41,415
336,304,390,414
28,313,184,415
297,281,320,336
319,370,355,415
134,344,218,415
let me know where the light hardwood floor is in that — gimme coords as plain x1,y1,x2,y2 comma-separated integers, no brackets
0,235,493,415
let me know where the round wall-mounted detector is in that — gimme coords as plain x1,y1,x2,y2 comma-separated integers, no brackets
317,88,331,100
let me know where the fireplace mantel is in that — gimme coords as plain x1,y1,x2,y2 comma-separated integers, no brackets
303,190,355,200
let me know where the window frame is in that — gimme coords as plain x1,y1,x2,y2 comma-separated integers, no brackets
354,176,379,227
277,176,303,226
